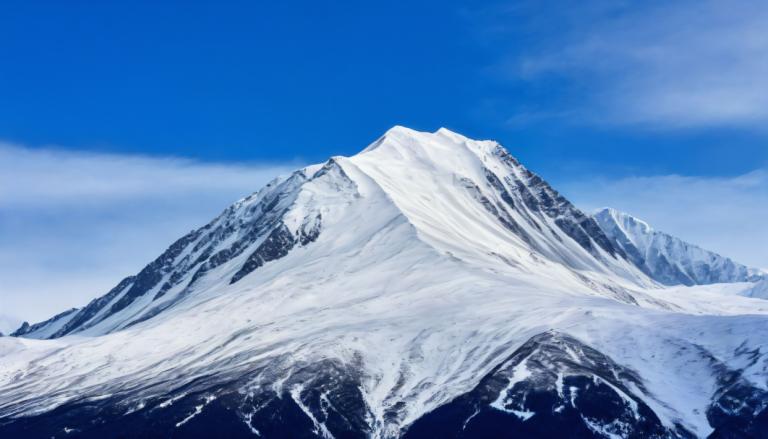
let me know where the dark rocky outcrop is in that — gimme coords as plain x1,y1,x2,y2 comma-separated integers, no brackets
405,331,694,439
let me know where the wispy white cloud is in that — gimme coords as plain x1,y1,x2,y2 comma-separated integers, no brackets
0,142,297,207
560,168,768,269
493,0,768,128
0,143,297,325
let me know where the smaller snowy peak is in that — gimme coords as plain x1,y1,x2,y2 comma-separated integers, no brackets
594,207,764,286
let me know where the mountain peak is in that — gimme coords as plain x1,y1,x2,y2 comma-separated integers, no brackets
360,125,494,157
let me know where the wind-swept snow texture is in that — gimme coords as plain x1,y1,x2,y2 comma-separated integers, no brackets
2,127,767,438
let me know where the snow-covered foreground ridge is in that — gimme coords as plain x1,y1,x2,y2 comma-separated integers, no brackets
2,126,767,438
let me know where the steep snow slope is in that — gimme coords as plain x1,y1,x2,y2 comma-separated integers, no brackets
1,127,767,438
594,207,764,286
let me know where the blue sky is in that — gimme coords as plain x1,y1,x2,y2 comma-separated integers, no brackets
1,0,767,329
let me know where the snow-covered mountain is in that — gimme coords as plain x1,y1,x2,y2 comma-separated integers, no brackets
2,127,767,438
594,207,765,286
12,127,649,341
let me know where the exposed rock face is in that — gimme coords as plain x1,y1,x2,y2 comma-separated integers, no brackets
492,148,624,261
404,332,694,439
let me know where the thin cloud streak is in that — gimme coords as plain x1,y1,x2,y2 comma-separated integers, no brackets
491,0,768,128
0,142,297,207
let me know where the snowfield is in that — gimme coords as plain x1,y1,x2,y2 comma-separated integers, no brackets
1,127,766,438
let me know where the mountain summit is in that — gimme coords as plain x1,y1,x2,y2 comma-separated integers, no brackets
2,127,767,438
